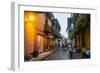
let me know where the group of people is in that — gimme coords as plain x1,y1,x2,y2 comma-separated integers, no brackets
62,41,90,59
61,41,76,59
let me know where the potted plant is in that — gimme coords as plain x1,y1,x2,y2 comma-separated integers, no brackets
30,49,38,58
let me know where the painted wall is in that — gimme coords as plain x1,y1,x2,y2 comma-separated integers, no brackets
85,26,90,49
24,12,46,58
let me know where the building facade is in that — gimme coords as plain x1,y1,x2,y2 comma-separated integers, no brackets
24,11,61,61
67,13,90,52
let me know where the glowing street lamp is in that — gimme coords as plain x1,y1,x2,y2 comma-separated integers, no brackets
29,15,34,22
24,13,36,24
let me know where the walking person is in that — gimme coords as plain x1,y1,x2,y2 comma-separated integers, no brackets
68,40,76,59
67,43,73,59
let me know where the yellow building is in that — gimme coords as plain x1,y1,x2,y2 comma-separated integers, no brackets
24,11,57,61
74,22,90,52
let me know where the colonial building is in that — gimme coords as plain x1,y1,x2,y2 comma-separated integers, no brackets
24,11,61,61
67,13,90,52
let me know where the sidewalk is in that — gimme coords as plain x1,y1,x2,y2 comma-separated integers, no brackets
30,49,57,61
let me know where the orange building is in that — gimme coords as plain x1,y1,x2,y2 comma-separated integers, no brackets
24,11,61,61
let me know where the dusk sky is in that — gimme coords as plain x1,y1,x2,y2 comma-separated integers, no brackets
53,12,71,38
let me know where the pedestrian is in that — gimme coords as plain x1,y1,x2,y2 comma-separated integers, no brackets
68,43,73,59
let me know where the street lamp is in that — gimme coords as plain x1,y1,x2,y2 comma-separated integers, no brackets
29,15,34,22
24,13,35,24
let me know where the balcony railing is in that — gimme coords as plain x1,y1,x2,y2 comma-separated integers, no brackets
45,25,52,33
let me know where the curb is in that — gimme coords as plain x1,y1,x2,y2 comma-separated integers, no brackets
41,49,57,60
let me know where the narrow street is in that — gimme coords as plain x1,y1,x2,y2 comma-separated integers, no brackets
42,47,82,60
43,47,70,60
24,12,90,61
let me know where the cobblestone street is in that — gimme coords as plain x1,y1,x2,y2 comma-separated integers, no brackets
42,47,82,60
43,47,70,60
